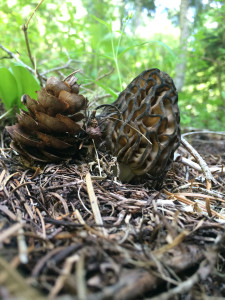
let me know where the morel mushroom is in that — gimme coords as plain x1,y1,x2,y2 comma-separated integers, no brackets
100,68,181,182
6,76,88,162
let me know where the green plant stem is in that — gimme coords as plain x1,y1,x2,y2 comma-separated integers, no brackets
0,108,13,121
108,19,122,92
111,30,122,91
113,17,128,92
116,18,126,58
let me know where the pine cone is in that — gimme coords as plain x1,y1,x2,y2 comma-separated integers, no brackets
99,68,181,182
6,76,88,162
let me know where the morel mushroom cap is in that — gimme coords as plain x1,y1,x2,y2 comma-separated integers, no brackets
100,68,181,182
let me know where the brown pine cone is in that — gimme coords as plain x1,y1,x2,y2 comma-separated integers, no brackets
99,68,181,182
6,76,88,162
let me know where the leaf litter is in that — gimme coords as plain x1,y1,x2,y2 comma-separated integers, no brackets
0,128,225,300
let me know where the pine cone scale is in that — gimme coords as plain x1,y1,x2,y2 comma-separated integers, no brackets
17,110,39,131
58,91,87,114
36,132,73,149
6,75,88,162
37,89,68,116
6,125,44,148
55,114,82,133
23,95,45,115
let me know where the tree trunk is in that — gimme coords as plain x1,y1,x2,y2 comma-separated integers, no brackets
174,0,190,92
133,0,143,35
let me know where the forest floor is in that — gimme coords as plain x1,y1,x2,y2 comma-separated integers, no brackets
0,125,225,300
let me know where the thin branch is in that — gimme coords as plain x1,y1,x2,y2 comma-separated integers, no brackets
0,44,35,74
175,154,224,174
63,70,81,82
22,0,45,86
188,53,225,67
93,94,111,101
41,59,84,76
87,94,112,109
96,68,114,81
21,25,44,86
25,0,45,28
181,137,217,184
21,25,36,70
182,130,225,138
201,56,225,67
181,137,216,217
82,68,114,87
80,86,96,93
146,257,215,300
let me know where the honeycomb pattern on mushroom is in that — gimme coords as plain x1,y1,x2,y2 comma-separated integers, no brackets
100,68,181,182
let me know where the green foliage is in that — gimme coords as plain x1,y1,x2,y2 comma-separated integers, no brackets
181,2,225,131
0,64,40,111
0,0,224,130
0,0,177,85
10,65,40,100
92,14,131,92
0,67,18,110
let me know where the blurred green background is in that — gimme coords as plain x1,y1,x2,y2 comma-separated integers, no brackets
0,0,225,131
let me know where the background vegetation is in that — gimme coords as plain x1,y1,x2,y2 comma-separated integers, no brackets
0,0,224,131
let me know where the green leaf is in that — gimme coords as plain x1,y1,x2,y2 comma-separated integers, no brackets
118,40,175,58
9,65,41,101
117,42,149,57
93,81,118,98
152,40,176,57
0,67,18,110
92,15,111,30
80,73,118,98
92,52,114,60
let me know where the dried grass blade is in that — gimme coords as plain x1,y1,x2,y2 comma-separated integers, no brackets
206,179,212,217
74,209,86,225
175,192,225,201
36,207,46,239
0,205,17,221
153,230,189,256
16,210,28,264
92,138,102,177
49,192,69,215
3,172,20,187
85,172,107,237
49,254,79,299
0,223,22,243
0,169,6,187
0,257,44,300
165,190,225,220
76,254,87,300
181,137,216,184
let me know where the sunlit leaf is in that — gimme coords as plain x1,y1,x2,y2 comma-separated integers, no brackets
93,81,118,98
9,65,41,101
92,15,111,30
0,67,18,110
